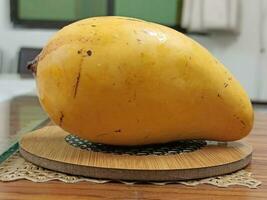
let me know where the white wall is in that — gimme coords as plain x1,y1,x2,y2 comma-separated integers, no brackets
0,0,56,73
192,0,263,100
0,0,266,100
259,0,267,101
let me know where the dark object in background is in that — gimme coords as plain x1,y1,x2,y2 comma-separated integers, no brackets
18,47,41,76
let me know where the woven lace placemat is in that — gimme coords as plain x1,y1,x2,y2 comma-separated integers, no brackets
0,152,261,188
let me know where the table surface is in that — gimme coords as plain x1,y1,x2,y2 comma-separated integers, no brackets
0,92,267,199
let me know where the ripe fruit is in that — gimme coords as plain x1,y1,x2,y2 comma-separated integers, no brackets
32,17,254,145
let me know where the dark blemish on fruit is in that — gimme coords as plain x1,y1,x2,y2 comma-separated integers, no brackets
133,91,137,100
126,42,129,45
112,82,116,86
87,50,92,56
224,83,229,88
27,56,39,74
228,77,232,81
240,120,246,126
137,39,142,43
234,114,240,119
77,49,82,54
73,68,81,98
201,95,204,99
144,135,150,139
114,129,121,133
59,112,64,126
91,24,96,27
217,93,222,98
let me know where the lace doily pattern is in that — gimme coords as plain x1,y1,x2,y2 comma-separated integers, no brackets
0,152,261,188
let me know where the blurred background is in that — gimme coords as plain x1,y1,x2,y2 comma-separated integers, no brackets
0,0,266,102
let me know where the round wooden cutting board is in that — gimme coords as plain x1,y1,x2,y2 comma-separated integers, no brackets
19,126,252,181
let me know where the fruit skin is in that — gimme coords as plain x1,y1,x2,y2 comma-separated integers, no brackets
35,16,254,146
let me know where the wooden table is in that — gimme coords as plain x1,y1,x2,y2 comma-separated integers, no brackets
0,95,266,199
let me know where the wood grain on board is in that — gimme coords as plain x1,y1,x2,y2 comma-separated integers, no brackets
20,125,252,181
0,112,267,199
